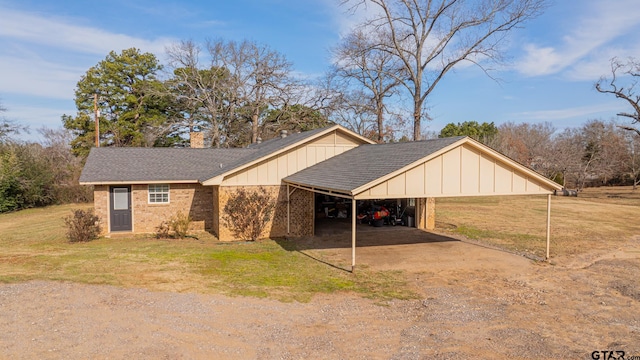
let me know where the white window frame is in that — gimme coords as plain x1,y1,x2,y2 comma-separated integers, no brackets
148,184,170,204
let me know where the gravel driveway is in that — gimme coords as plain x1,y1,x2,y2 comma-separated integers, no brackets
2,235,639,359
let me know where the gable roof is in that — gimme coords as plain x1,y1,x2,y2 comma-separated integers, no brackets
79,124,374,185
283,137,464,195
284,136,561,197
200,125,374,185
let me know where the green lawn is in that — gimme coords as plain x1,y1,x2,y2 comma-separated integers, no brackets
0,204,416,302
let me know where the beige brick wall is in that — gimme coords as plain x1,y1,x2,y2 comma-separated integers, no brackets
216,185,314,241
93,185,109,235
132,183,213,233
212,185,220,238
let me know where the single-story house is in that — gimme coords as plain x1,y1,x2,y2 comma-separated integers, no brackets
80,125,562,262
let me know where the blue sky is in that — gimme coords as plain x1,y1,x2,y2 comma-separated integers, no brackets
1,0,640,141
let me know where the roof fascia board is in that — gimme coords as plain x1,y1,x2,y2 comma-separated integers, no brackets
333,124,377,145
354,190,554,200
287,182,353,200
80,180,199,186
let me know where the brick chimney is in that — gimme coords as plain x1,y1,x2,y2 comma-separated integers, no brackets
190,132,204,148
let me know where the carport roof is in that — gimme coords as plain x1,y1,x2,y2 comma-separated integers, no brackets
283,136,464,195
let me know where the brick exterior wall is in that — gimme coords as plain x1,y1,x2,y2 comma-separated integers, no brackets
94,183,213,235
93,183,313,240
132,183,213,233
93,185,109,235
215,185,314,241
212,185,219,237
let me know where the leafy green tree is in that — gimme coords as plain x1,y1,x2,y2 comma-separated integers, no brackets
439,121,498,143
0,148,22,212
0,143,55,212
63,48,167,156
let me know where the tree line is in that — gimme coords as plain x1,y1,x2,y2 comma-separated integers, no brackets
0,122,91,212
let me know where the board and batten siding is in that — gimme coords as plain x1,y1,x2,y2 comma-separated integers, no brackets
222,131,362,186
356,144,552,199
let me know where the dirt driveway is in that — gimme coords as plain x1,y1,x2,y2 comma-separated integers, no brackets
1,225,639,359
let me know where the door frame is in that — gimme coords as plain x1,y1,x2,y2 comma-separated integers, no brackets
109,185,133,232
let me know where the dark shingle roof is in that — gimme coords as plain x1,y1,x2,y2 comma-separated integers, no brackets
79,147,249,183
80,126,340,184
283,136,465,194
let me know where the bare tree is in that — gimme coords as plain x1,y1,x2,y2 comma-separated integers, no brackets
555,120,627,190
493,122,556,176
596,57,640,136
332,29,402,142
0,100,26,142
553,127,585,189
343,0,546,140
215,40,297,145
622,131,640,189
166,40,232,148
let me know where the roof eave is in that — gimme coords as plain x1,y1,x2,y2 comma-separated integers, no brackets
79,179,200,186
201,175,223,186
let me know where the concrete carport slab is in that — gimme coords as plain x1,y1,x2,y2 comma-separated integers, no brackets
295,219,532,273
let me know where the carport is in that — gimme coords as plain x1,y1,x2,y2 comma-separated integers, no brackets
284,136,562,271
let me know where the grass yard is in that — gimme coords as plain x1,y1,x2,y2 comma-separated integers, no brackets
436,186,639,259
0,204,415,302
0,186,637,301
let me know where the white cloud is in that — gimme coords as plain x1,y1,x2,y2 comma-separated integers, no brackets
511,102,622,121
515,0,640,79
0,55,83,99
320,0,384,37
0,7,174,56
0,6,181,101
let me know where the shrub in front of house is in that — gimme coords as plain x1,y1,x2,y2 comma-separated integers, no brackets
64,209,101,243
222,187,276,241
156,211,191,239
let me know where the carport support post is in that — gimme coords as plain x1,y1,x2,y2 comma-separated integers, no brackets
546,194,551,260
351,198,356,272
287,184,290,235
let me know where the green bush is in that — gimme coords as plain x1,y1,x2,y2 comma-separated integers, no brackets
64,209,101,242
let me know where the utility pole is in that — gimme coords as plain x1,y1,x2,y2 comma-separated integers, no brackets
94,93,99,147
